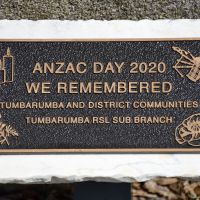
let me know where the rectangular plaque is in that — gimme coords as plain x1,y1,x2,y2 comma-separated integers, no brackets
0,39,200,153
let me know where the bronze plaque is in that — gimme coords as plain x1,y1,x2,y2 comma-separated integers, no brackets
0,39,200,153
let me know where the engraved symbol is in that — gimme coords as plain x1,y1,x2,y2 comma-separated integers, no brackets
172,46,200,82
0,115,18,145
0,48,14,85
175,113,200,146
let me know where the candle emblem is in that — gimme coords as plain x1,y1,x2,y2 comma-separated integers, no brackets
0,59,5,84
0,48,14,84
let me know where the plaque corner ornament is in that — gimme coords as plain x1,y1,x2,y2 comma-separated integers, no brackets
0,114,19,146
172,46,200,82
175,113,200,147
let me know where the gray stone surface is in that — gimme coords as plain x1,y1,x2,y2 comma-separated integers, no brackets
0,0,199,20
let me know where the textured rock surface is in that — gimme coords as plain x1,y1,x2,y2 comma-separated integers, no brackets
0,0,199,20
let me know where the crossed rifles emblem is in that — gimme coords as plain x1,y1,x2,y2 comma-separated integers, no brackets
173,46,200,82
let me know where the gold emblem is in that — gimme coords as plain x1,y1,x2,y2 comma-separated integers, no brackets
0,48,14,84
172,46,200,82
175,113,200,146
0,114,18,145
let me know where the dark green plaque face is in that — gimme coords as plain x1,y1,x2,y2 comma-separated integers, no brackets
0,39,200,153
